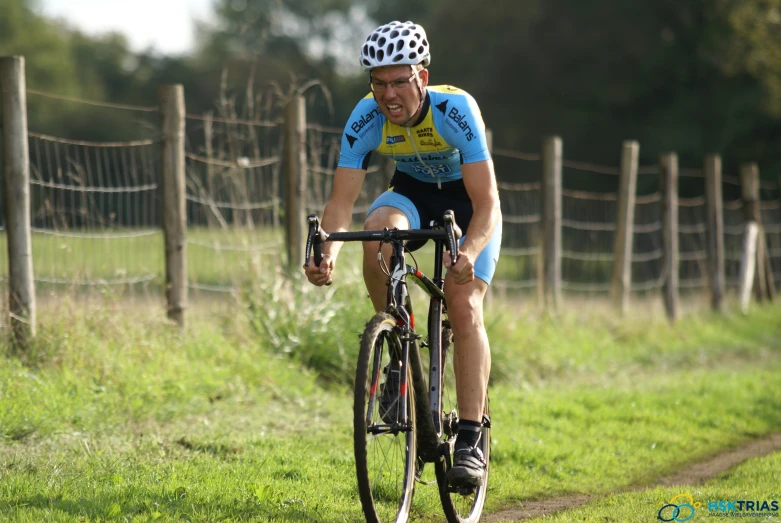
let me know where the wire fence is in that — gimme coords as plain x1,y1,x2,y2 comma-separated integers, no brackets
2,86,781,314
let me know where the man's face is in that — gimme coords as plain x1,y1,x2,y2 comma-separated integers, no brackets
370,65,428,126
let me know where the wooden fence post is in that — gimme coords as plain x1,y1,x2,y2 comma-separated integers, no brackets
660,153,679,321
0,56,36,345
610,140,638,314
739,163,770,313
737,164,764,312
704,154,725,312
756,171,775,302
284,95,306,272
541,136,562,310
159,84,187,326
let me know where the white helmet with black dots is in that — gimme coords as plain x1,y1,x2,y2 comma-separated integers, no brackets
359,21,430,71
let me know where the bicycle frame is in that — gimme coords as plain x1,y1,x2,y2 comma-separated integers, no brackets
386,234,449,440
305,212,461,460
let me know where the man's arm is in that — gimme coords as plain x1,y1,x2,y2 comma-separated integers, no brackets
447,159,501,283
304,166,366,285
321,166,367,257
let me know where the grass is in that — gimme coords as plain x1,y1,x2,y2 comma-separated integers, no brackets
0,279,779,521
514,449,781,522
487,364,781,505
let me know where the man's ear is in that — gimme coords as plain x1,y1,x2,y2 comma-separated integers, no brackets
418,68,429,88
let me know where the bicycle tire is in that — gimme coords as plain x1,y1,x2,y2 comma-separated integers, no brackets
354,313,417,523
435,326,490,523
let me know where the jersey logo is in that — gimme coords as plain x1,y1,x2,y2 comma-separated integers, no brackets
350,107,381,134
420,138,444,147
411,163,452,175
346,134,358,148
435,100,448,114
398,153,449,163
386,135,406,145
446,106,476,142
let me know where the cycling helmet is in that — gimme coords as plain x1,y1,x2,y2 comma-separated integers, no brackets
360,21,430,71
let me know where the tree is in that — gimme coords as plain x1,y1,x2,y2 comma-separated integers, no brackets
372,0,781,181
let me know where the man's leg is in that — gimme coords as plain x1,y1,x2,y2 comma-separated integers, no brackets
444,276,491,486
446,220,500,422
444,276,490,423
363,206,410,312
364,206,412,423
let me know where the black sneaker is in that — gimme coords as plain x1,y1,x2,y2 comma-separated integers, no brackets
447,444,486,487
379,359,401,424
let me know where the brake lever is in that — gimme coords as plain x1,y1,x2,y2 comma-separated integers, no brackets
305,214,319,267
443,210,462,265
305,214,332,285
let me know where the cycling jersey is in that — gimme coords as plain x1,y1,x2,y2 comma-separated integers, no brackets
337,86,491,185
338,85,500,284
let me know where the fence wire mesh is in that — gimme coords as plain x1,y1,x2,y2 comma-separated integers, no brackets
2,89,781,313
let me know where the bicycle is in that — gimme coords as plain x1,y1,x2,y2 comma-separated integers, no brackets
305,210,491,523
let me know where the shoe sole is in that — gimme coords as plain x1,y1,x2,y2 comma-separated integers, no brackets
447,468,484,487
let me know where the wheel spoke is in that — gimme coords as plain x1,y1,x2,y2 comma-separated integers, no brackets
354,313,416,523
436,326,490,523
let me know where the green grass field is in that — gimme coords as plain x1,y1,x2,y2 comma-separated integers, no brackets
0,266,779,522
516,451,781,522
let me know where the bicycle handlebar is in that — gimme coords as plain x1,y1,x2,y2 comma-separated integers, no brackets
304,210,463,269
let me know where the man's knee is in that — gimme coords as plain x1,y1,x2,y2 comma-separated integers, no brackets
446,285,487,332
364,206,409,231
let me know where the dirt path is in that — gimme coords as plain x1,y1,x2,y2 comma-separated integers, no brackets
483,433,781,522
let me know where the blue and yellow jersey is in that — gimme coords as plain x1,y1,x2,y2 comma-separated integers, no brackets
337,86,490,183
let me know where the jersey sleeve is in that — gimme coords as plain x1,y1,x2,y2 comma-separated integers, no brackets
432,89,490,165
337,97,383,170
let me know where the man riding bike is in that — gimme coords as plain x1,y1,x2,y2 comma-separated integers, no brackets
304,20,502,488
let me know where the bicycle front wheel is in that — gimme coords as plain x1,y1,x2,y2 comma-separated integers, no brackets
435,326,490,523
354,313,417,523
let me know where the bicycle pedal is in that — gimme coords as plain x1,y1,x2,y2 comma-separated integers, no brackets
415,458,425,481
448,485,477,496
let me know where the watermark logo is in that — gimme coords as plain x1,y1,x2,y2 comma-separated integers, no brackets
707,499,779,516
658,494,779,520
658,494,700,522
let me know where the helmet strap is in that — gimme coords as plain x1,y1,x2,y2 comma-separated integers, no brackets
400,65,426,127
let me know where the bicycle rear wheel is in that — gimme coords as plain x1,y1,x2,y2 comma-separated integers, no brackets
435,326,490,523
354,313,417,523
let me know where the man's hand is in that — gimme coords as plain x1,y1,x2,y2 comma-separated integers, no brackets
444,250,475,285
304,253,335,286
